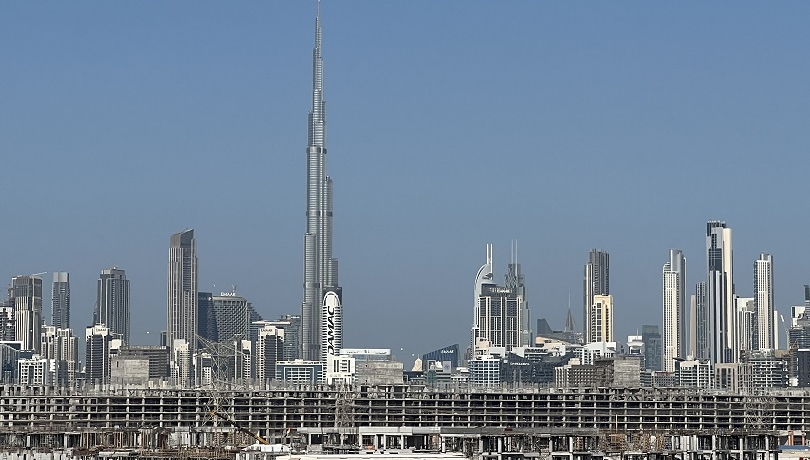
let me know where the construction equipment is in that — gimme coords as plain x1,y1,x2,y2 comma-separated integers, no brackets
210,410,269,445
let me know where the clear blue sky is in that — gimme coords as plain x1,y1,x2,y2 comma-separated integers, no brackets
2,2,809,358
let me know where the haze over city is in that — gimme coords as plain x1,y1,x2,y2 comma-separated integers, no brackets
2,2,809,358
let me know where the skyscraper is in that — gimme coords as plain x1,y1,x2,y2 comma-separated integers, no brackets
641,325,663,372
754,253,774,350
690,281,708,359
662,249,686,372
10,275,43,353
706,221,735,364
167,229,198,359
211,292,252,343
472,244,530,354
96,268,130,344
302,6,342,362
583,249,609,342
51,272,70,330
588,294,614,343
85,324,112,385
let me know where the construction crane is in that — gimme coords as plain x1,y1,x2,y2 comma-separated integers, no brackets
210,409,269,445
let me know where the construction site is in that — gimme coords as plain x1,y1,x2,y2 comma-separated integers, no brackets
0,384,802,460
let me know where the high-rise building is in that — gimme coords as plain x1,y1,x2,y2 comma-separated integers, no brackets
736,296,757,352
211,292,252,343
641,325,663,372
706,221,735,364
51,272,70,329
40,326,78,388
0,300,15,342
10,275,43,353
473,244,531,354
167,229,198,358
256,324,284,383
584,249,609,342
254,315,301,361
690,282,708,359
85,324,112,385
662,249,686,372
302,6,342,362
96,268,130,344
197,292,217,343
588,295,614,343
754,253,775,350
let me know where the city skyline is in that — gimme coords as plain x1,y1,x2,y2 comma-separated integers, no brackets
2,2,810,356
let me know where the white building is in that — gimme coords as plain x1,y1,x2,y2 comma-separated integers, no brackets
662,249,686,372
468,354,501,387
18,356,49,385
589,295,614,343
676,357,712,388
321,291,343,360
754,253,775,350
736,297,757,352
40,326,78,388
326,354,355,385
578,341,623,366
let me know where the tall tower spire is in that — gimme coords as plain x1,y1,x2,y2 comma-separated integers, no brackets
303,2,342,362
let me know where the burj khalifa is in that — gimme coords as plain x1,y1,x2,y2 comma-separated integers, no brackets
302,2,342,362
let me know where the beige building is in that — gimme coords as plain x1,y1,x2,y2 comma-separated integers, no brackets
588,295,614,343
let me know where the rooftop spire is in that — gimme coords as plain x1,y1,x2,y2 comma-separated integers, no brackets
308,0,325,148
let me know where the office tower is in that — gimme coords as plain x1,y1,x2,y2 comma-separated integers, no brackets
167,229,198,357
197,292,217,343
10,275,43,353
754,253,774,350
583,249,609,342
96,268,130,344
0,300,15,342
473,244,531,353
256,315,301,361
51,272,70,329
505,243,531,347
736,296,757,352
422,344,460,370
690,282,708,359
41,326,78,388
662,249,686,372
302,6,342,362
706,221,735,364
85,324,112,385
280,314,301,361
211,292,252,343
588,294,614,343
256,324,284,383
641,325,663,372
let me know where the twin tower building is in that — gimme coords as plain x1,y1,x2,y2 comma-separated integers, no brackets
470,220,776,374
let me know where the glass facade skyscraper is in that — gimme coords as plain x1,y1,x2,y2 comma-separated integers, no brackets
51,272,70,330
96,267,130,344
167,229,198,364
302,6,342,362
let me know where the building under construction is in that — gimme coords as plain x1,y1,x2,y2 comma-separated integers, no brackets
0,384,802,460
